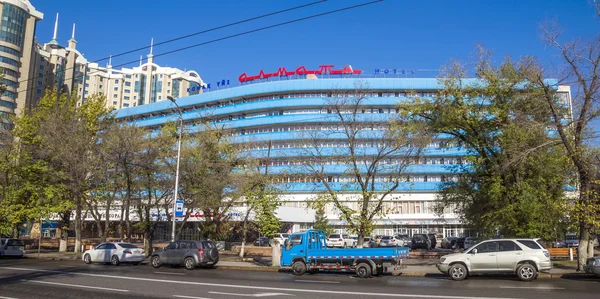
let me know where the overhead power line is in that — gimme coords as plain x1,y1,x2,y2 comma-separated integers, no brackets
11,0,328,88
13,0,384,97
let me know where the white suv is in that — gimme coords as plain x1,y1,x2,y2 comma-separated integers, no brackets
436,239,552,281
326,234,356,248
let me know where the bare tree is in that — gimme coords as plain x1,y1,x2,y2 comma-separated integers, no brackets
533,4,600,270
300,82,427,245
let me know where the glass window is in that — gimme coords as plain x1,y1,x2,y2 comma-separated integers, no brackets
113,87,118,91
516,240,541,250
114,79,118,84
0,4,26,47
473,241,498,253
498,241,521,251
125,82,131,87
95,244,107,250
105,243,116,249
289,235,302,246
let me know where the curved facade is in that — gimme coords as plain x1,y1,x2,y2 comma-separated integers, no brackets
0,0,42,124
116,77,479,237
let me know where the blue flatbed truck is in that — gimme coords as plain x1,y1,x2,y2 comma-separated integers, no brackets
281,229,409,278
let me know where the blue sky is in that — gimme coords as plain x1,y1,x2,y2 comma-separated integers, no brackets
31,0,597,84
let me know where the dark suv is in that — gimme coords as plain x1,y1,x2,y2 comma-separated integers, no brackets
411,234,432,250
151,240,219,270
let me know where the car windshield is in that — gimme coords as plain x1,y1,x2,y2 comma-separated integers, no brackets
118,243,138,249
566,235,578,240
281,234,289,238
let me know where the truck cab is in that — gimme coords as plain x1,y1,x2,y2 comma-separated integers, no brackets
281,230,326,267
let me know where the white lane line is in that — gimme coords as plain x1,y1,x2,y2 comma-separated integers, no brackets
499,286,565,290
173,295,212,299
209,292,292,297
1,267,522,299
155,271,186,276
0,296,19,299
294,280,339,284
21,279,129,292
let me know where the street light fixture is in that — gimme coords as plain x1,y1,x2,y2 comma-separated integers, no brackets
167,96,183,242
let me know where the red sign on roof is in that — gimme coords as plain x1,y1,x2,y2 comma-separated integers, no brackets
238,64,362,83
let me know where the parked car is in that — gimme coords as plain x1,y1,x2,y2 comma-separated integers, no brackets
151,240,219,270
565,234,579,248
326,234,356,248
0,238,24,258
396,234,411,248
584,256,600,277
272,233,289,246
411,234,432,250
551,238,565,248
436,238,552,281
456,237,466,249
428,233,438,249
379,236,404,247
82,242,145,265
463,237,480,249
441,237,458,249
254,237,270,247
361,237,378,248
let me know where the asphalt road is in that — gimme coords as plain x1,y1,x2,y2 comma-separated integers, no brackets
0,258,598,299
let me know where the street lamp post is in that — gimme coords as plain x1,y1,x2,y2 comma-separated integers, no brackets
168,96,183,242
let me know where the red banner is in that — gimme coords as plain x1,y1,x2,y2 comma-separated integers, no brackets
238,64,362,83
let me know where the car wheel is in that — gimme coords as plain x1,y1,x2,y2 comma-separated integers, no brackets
83,254,92,264
356,263,372,278
110,255,120,266
291,261,307,276
517,263,537,282
151,256,162,268
449,263,467,281
184,257,195,270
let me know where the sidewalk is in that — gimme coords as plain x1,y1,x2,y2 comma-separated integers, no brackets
20,252,594,278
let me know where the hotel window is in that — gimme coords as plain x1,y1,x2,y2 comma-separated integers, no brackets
125,82,131,87
124,89,130,93
39,65,44,70
113,87,118,91
123,103,129,107
112,101,117,105
38,73,43,78
114,79,118,84
124,96,130,100
113,94,118,98
99,85,103,89
125,74,131,79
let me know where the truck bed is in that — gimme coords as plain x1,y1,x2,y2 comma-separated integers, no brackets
306,247,409,259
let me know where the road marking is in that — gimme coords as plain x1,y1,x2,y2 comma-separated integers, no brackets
294,280,339,284
173,296,212,299
499,286,565,290
21,279,129,292
155,271,186,276
1,267,522,299
0,296,19,299
209,292,292,297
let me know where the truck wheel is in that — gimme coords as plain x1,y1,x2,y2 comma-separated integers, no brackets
356,263,372,278
517,263,537,282
292,261,307,276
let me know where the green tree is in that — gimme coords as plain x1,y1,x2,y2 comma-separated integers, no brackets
312,200,332,236
398,48,571,240
13,89,112,253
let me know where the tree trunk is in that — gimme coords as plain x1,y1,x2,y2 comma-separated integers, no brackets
125,177,132,243
103,204,111,242
118,203,125,241
96,220,105,243
357,234,364,248
239,210,252,258
577,224,591,271
75,200,82,256
58,212,70,253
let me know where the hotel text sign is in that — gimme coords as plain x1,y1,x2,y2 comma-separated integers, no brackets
239,64,362,83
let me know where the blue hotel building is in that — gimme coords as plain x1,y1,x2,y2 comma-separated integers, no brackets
114,66,572,238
